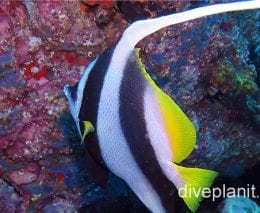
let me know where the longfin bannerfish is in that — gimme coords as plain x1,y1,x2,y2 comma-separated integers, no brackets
64,1,260,212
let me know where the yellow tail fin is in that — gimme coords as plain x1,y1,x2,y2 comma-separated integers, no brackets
174,164,218,212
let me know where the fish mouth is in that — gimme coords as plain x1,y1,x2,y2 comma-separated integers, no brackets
63,84,76,112
63,84,71,99
63,84,82,138
63,84,75,116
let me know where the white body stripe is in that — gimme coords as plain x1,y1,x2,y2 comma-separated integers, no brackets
97,45,165,212
144,86,184,190
144,86,172,162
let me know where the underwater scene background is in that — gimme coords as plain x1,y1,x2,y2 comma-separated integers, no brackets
0,0,259,212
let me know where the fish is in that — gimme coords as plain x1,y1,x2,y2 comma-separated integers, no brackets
64,1,260,212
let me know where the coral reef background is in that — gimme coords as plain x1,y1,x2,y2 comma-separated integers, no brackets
0,1,259,212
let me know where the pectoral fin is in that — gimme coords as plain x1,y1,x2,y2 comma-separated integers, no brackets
81,121,95,143
135,48,196,163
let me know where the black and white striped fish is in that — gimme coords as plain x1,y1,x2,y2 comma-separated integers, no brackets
64,1,260,212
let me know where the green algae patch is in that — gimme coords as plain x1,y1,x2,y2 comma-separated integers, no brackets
212,61,258,95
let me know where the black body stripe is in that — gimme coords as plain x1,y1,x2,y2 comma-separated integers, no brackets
79,46,115,168
119,52,177,213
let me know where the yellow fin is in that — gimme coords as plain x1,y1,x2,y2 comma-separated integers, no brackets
135,48,196,163
81,121,94,143
174,164,218,212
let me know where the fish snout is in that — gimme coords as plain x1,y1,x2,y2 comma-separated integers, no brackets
63,84,71,98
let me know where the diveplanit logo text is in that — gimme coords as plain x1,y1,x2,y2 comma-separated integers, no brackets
178,184,259,201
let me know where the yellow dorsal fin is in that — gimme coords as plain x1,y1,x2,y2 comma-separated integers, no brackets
135,48,196,163
155,89,197,163
174,164,218,212
81,121,95,143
